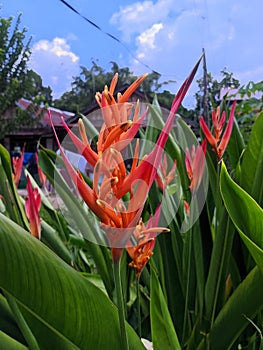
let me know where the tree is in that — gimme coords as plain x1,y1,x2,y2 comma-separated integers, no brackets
0,14,52,140
0,15,31,115
23,69,52,105
53,60,177,113
194,68,240,118
53,61,136,112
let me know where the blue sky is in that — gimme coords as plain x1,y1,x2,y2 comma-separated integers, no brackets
1,0,263,108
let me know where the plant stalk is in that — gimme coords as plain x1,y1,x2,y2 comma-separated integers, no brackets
113,259,129,350
182,228,193,344
136,278,142,338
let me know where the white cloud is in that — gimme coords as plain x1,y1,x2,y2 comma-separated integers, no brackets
29,37,80,99
110,0,177,42
111,0,263,102
137,23,163,49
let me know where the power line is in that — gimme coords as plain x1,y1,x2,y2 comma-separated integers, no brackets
59,0,161,76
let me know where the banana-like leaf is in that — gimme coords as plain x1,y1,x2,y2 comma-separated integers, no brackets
227,118,245,170
0,294,26,345
38,149,114,296
220,162,263,272
150,265,181,350
240,110,263,205
0,331,28,350
0,213,145,350
200,266,263,350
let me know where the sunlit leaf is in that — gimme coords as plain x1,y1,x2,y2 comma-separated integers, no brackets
0,213,145,350
220,162,263,271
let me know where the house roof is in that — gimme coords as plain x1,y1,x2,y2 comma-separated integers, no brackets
67,84,151,127
17,98,75,127
220,87,263,101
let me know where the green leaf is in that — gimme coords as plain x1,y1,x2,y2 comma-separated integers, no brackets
220,162,263,271
0,294,25,345
41,221,73,265
0,331,28,350
150,265,181,350
240,110,263,205
204,267,263,350
38,148,114,296
204,205,236,326
227,118,245,170
0,213,145,350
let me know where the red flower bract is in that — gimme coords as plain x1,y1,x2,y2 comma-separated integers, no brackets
200,101,236,161
25,176,41,239
49,55,203,262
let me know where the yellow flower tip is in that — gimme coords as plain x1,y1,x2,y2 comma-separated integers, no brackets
141,227,170,237
109,147,118,156
120,120,133,131
78,119,89,145
110,176,119,186
110,73,119,94
96,199,121,227
117,92,122,102
96,199,105,208
95,92,102,107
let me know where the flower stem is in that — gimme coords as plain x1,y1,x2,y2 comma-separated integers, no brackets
136,278,142,338
113,259,129,350
182,229,192,344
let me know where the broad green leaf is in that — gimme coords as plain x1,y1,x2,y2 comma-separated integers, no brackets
176,116,198,149
220,162,263,271
150,266,181,350
240,110,263,205
227,118,245,170
41,221,73,265
201,266,263,350
204,209,236,324
38,148,114,295
0,294,25,345
0,331,28,350
0,213,145,350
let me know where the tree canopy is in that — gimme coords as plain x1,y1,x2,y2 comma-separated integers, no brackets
53,60,178,113
0,14,51,139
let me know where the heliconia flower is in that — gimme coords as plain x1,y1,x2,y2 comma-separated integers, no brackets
95,73,148,107
155,154,177,192
115,54,203,200
12,147,25,187
185,139,207,192
200,101,236,161
126,204,169,279
25,176,41,239
49,54,203,262
35,153,47,189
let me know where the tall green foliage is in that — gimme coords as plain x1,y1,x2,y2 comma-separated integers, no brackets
0,66,262,349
